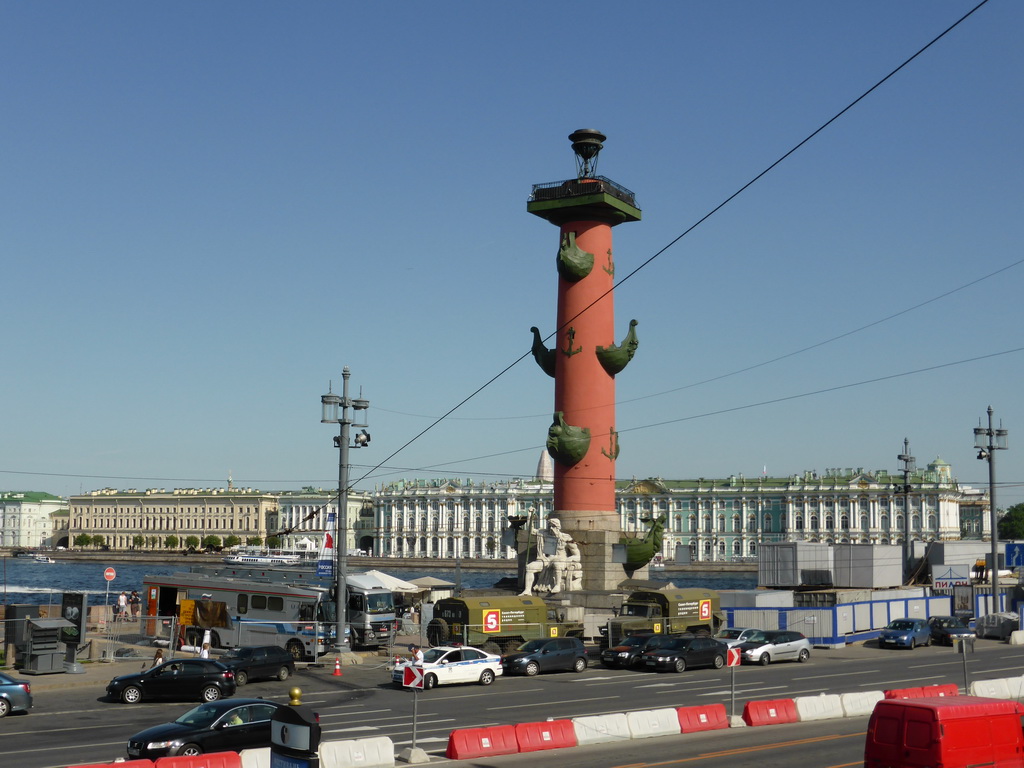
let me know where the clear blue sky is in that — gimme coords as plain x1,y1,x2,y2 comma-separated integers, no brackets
3,2,1022,509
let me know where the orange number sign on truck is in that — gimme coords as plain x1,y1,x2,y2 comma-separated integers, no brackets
699,599,712,621
483,609,501,633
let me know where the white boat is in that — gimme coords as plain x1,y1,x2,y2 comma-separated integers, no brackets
222,553,301,566
34,555,56,563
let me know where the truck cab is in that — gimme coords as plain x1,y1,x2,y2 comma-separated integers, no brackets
601,587,723,647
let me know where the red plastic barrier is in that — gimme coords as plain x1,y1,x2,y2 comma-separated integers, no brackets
446,725,519,759
884,686,925,699
677,703,729,733
515,719,578,752
66,763,154,768
154,752,242,768
923,683,959,697
742,698,798,727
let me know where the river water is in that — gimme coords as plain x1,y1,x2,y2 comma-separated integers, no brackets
0,557,756,608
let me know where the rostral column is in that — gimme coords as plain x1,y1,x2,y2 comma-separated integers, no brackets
527,130,641,591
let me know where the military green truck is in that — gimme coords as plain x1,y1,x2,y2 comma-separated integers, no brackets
427,595,584,654
600,586,725,647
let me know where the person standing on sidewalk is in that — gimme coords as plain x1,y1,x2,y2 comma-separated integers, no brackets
117,591,129,621
129,590,141,622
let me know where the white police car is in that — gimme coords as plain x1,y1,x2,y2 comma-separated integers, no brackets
391,645,502,690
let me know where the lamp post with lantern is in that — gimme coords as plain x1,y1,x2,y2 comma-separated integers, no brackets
974,406,1008,611
321,367,370,649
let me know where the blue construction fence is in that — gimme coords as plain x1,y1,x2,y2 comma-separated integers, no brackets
726,594,957,648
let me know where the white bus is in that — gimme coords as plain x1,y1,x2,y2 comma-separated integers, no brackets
143,570,336,661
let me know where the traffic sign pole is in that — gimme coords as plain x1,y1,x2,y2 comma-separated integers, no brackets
726,647,742,720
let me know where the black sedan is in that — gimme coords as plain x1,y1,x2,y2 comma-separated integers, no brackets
127,698,282,758
107,659,237,704
638,636,728,672
928,615,975,646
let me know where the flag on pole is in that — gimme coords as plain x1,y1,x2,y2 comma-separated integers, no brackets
317,511,336,580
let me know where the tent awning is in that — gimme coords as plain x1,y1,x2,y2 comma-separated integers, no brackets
349,570,424,592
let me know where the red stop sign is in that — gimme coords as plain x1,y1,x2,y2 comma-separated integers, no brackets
104,567,116,582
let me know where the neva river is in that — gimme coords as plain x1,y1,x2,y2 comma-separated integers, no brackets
0,557,757,608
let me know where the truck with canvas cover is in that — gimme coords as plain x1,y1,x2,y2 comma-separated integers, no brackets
601,587,724,646
427,595,584,654
865,695,1024,768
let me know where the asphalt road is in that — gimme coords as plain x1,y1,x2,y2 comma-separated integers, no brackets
4,639,1022,768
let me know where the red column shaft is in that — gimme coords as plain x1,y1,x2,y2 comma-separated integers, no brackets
554,220,616,518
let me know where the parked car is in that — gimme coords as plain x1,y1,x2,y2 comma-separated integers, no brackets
714,627,761,648
739,630,811,665
878,618,932,649
975,612,1019,640
928,615,975,646
638,636,727,673
218,646,295,685
391,645,502,690
0,671,32,717
127,698,282,758
502,637,588,676
107,659,237,704
601,632,681,669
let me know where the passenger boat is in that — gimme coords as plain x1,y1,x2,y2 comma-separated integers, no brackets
34,555,56,563
222,552,302,566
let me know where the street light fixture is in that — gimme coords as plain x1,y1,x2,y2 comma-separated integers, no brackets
974,405,1008,611
321,367,370,650
895,439,916,584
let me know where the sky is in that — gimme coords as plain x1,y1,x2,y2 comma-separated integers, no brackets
2,1,1022,509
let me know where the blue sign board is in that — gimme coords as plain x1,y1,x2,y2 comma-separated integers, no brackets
1005,542,1024,569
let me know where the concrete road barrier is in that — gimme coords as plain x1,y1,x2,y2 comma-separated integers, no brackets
795,693,844,722
572,713,631,745
446,725,518,759
319,736,395,768
742,699,798,727
840,691,884,717
626,707,683,739
238,747,271,768
676,703,728,733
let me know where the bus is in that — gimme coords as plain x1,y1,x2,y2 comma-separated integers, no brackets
142,566,398,658
143,570,335,661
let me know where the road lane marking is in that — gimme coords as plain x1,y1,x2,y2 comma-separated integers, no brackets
489,695,616,710
792,670,874,680
857,675,945,686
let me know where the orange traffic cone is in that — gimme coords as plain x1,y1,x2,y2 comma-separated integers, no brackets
332,656,342,676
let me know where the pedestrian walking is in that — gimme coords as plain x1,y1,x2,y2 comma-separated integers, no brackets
117,591,128,621
129,590,142,621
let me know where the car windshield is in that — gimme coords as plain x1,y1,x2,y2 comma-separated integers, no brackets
421,648,448,663
716,629,744,639
620,636,648,648
662,638,692,651
175,703,225,727
743,631,767,643
888,621,915,631
221,648,252,660
516,639,548,653
937,618,968,629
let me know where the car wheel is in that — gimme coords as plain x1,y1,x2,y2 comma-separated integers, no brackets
798,649,810,663
423,673,437,691
286,641,305,662
235,670,249,686
0,699,10,718
713,654,725,669
674,658,686,673
525,661,540,677
573,657,587,673
479,669,495,686
759,653,771,666
178,743,202,757
277,666,291,682
924,636,931,647
121,686,143,704
909,639,916,650
201,685,222,702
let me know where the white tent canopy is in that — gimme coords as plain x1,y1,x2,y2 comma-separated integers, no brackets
348,570,424,593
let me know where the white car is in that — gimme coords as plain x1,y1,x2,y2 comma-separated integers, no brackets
391,646,502,690
714,627,761,648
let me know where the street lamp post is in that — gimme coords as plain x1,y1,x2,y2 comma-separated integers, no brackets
895,439,916,584
321,367,370,649
974,406,1008,612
